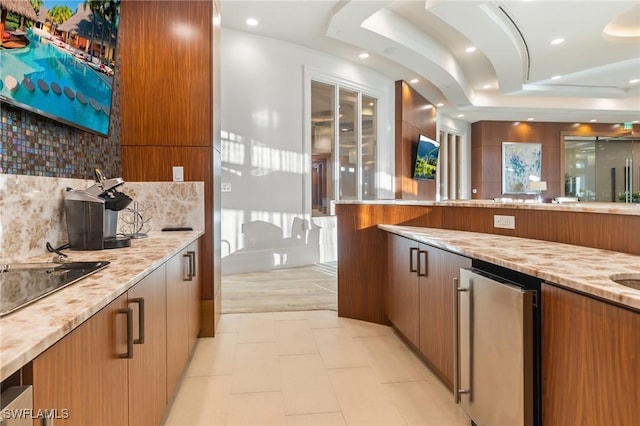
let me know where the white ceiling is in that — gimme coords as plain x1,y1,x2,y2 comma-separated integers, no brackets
220,0,640,124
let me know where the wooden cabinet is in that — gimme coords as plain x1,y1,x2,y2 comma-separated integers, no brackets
32,293,129,426
387,235,420,346
31,241,200,425
127,265,167,426
541,284,640,426
387,233,471,390
166,242,200,400
418,246,470,390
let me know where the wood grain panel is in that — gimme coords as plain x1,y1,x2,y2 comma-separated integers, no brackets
121,146,214,300
128,265,167,426
166,250,190,400
119,0,212,147
387,234,420,345
541,284,640,426
32,294,129,426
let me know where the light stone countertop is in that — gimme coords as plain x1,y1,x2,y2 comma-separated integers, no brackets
337,200,640,216
0,230,203,382
380,225,640,311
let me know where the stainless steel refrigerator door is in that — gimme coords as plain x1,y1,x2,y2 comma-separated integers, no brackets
455,269,534,426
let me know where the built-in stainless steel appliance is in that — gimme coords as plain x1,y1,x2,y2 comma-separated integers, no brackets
454,261,541,426
64,169,132,250
0,261,109,317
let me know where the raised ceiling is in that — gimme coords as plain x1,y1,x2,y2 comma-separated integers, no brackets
220,0,640,124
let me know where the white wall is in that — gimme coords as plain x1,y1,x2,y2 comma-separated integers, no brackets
220,28,395,274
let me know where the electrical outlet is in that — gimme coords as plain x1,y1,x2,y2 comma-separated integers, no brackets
172,166,184,182
494,215,515,229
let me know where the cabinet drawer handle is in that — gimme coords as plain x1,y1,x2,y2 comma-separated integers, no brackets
453,277,471,402
130,297,145,344
187,250,196,278
409,247,418,273
417,250,428,277
118,308,134,359
183,253,193,281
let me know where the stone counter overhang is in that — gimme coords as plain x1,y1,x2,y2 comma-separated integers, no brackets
0,230,203,382
337,199,640,216
380,225,640,311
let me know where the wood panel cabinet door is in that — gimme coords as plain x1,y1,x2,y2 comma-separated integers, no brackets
166,249,191,399
419,246,471,390
127,265,167,426
541,284,640,426
187,241,201,351
387,234,420,346
32,293,129,426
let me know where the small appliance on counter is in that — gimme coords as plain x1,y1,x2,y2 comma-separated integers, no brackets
64,169,133,250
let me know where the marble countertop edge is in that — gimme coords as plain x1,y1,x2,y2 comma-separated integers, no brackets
0,229,204,382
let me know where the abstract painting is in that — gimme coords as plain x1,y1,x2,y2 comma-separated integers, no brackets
502,142,542,194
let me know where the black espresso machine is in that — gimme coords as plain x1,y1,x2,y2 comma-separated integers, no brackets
64,169,133,250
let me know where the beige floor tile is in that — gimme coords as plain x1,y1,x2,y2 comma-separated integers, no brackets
343,318,395,337
275,319,319,355
384,381,470,426
163,375,231,426
273,311,308,320
238,312,277,343
327,367,407,425
231,342,281,393
354,335,429,383
313,328,369,369
285,412,346,426
217,313,243,334
186,335,238,377
304,310,347,329
280,354,341,415
225,392,286,426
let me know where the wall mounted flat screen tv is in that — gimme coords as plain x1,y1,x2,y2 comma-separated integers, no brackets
413,134,440,180
0,2,118,136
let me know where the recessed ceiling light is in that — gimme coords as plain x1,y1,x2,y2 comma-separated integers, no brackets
457,114,464,118
589,119,597,122
483,84,491,89
632,120,639,123
359,52,369,59
246,18,259,26
551,75,562,80
630,79,640,84
465,46,476,53
410,78,419,84
436,103,444,107
527,117,535,121
551,38,565,45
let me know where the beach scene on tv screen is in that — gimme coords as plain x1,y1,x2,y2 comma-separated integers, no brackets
0,0,118,136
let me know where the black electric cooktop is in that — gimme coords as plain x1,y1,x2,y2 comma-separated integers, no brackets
0,261,109,317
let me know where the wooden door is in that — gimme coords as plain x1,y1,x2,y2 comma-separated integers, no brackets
128,265,167,426
387,234,420,346
32,294,129,426
419,246,470,390
541,284,640,425
166,249,190,399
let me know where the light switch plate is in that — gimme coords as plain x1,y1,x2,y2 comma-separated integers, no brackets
172,166,184,182
494,215,515,229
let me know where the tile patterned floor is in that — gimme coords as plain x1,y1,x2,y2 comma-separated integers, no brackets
163,310,470,426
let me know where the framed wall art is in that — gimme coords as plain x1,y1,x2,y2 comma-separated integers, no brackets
502,142,542,194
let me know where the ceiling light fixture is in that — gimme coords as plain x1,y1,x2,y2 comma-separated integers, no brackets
551,75,562,80
359,52,369,59
465,46,476,53
590,119,597,122
483,84,491,89
457,114,464,118
528,118,535,121
551,38,565,45
410,78,419,84
436,103,444,107
246,18,259,26
630,79,640,84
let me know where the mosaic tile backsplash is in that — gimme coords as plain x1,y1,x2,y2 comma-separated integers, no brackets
0,174,204,263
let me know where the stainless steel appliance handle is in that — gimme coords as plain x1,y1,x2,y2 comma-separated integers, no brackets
409,247,418,273
454,276,471,402
188,250,197,277
131,297,145,344
118,308,134,358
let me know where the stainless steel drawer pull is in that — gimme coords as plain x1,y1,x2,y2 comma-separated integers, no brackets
118,307,134,358
130,297,145,344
